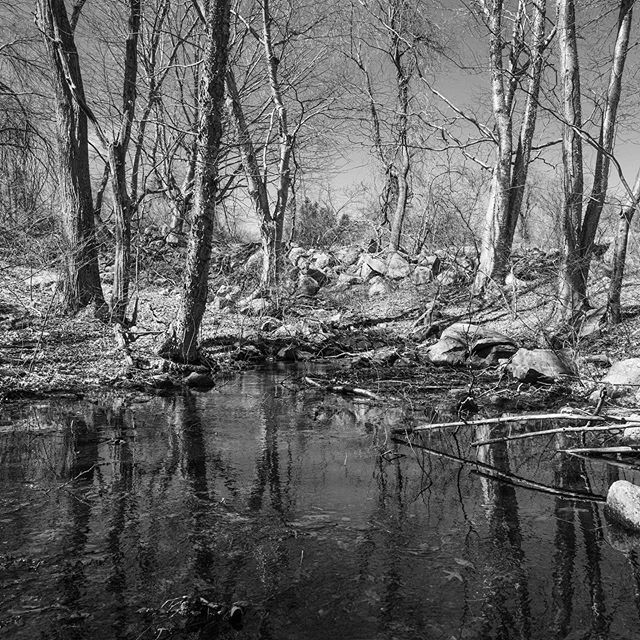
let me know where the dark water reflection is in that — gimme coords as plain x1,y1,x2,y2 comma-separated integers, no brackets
1,369,640,639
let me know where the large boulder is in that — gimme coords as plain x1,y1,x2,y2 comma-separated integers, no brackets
508,348,577,383
590,358,640,403
605,481,640,533
386,252,412,279
426,323,517,367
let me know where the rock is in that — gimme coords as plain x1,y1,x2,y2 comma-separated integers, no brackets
185,372,215,389
425,337,466,366
505,272,527,289
288,246,307,266
435,269,457,287
386,252,412,279
368,276,389,297
244,249,263,273
605,480,640,533
417,253,441,275
412,265,434,285
276,345,297,361
336,246,360,267
579,306,606,340
438,323,518,366
358,255,387,280
605,518,640,553
621,426,640,444
335,273,361,289
242,298,271,315
508,348,577,383
150,374,174,389
211,295,234,311
24,271,60,290
311,251,334,270
590,358,640,403
298,275,320,297
305,267,328,286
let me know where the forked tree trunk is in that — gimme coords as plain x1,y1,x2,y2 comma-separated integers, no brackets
158,0,231,363
35,0,105,312
578,0,634,295
474,0,547,294
556,0,634,323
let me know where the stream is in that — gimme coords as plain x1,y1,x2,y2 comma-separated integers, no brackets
1,365,640,639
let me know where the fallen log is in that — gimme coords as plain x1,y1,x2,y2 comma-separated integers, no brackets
471,423,627,447
395,411,608,435
304,376,383,401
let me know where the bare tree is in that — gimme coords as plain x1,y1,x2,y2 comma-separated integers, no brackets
473,0,550,293
556,0,634,323
35,0,105,312
159,0,232,363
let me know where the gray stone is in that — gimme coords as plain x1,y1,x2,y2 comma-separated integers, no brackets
336,246,360,267
311,250,334,270
24,271,60,289
336,272,361,289
185,372,215,389
368,276,389,297
298,275,320,297
621,426,640,444
243,298,271,315
591,358,640,403
358,255,387,280
425,337,466,366
439,323,518,365
288,246,307,266
508,348,577,383
605,480,640,533
386,252,412,279
579,306,606,340
412,266,434,285
436,269,457,286
417,253,441,275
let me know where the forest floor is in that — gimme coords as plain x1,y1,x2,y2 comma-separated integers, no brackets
2,243,640,410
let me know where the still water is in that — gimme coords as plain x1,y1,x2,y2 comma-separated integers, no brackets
1,367,640,639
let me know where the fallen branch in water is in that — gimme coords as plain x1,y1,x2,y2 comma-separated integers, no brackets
471,423,628,447
395,411,608,435
304,376,383,401
560,445,640,456
564,450,640,472
393,437,606,502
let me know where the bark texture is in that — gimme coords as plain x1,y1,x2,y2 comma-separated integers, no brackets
159,0,231,362
36,0,104,312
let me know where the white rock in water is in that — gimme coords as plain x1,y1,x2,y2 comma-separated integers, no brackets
605,480,640,532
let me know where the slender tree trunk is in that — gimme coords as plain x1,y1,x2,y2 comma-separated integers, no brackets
473,0,513,293
557,0,585,322
503,0,547,252
607,171,640,323
578,0,634,294
158,0,231,363
110,0,141,322
35,0,104,312
261,0,293,292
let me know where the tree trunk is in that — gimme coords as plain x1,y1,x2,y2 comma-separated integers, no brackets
110,0,141,322
473,0,513,293
158,0,231,363
35,0,104,312
607,171,640,323
261,0,293,292
557,0,585,322
578,0,634,295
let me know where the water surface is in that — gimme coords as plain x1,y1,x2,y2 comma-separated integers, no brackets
1,367,639,639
